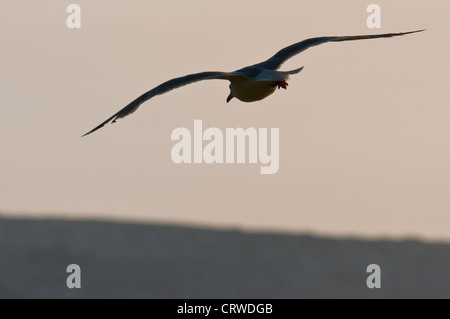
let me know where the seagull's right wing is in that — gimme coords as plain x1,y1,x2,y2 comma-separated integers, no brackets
258,29,425,70
82,71,247,136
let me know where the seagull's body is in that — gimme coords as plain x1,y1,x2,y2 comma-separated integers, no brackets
83,30,424,136
226,68,303,102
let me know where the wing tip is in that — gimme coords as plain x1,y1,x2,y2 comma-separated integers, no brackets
81,120,112,137
81,126,102,137
402,29,426,35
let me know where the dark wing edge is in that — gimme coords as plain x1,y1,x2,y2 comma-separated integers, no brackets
82,71,244,137
258,29,425,70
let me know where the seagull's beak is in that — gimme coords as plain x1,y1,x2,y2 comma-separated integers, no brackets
226,94,234,103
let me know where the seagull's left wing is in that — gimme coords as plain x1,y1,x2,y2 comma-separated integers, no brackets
257,29,425,70
82,71,246,136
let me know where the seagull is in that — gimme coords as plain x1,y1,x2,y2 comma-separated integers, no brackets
83,29,424,136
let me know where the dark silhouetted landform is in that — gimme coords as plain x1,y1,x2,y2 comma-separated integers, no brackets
1,216,449,298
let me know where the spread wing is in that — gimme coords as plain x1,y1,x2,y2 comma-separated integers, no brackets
257,30,425,70
82,71,247,136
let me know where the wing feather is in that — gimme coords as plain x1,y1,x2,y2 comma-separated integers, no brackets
257,30,425,70
82,71,246,136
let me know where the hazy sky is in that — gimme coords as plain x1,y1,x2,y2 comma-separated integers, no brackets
1,1,449,240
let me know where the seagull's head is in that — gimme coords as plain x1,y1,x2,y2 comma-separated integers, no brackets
226,84,234,103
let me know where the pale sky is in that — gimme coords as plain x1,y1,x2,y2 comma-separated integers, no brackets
1,1,449,240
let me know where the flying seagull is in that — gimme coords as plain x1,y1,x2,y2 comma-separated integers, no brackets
83,29,424,136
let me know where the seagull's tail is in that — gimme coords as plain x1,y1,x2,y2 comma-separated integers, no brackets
286,66,304,75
